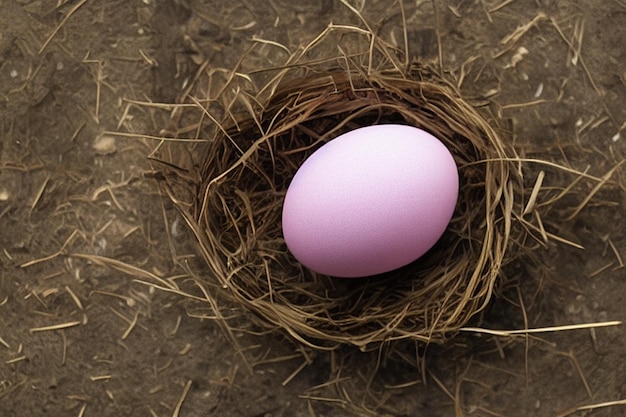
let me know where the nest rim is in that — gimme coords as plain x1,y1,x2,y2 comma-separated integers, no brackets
165,63,524,352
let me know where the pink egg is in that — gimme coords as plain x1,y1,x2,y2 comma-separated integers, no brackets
282,124,459,278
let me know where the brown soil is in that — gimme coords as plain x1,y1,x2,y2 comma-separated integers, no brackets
1,1,624,416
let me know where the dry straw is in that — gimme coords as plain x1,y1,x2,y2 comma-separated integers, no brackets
151,19,613,352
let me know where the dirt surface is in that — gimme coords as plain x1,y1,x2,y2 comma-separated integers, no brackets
1,1,625,416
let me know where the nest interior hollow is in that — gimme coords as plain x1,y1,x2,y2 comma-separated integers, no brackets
159,62,526,352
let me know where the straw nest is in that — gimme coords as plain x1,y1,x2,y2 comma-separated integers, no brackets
156,26,536,352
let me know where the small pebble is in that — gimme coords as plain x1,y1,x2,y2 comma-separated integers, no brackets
93,135,117,155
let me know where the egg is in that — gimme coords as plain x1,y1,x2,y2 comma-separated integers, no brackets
282,124,459,278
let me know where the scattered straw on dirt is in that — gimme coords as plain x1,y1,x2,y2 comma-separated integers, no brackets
4,1,623,416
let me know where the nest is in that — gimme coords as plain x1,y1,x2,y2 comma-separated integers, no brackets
155,26,533,352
